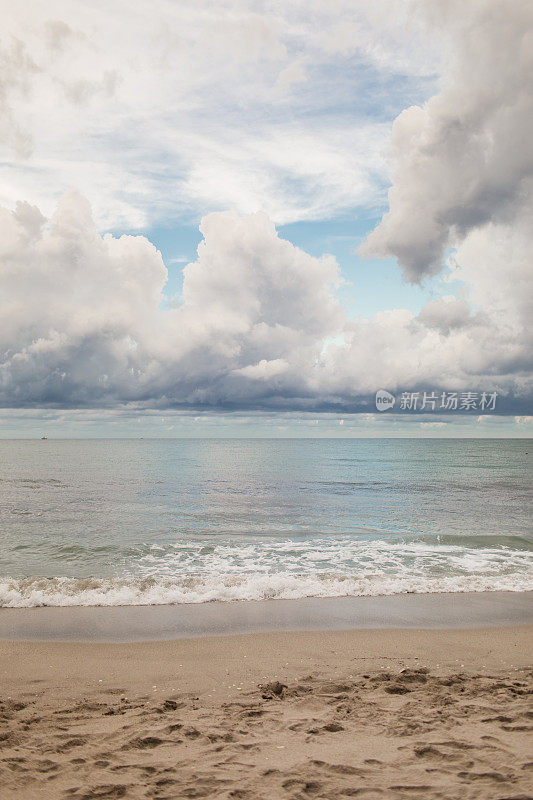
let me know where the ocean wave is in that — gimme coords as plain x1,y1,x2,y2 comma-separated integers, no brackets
2,538,531,607
1,571,532,608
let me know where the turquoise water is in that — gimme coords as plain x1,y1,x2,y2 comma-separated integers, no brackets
0,438,531,606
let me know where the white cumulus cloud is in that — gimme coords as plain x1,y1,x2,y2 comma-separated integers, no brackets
361,0,533,281
0,191,530,412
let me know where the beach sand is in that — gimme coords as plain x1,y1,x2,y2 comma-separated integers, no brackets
0,624,532,799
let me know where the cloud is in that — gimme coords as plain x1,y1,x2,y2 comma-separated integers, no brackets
0,2,531,416
361,0,533,281
0,192,167,404
233,359,289,380
324,297,531,404
0,38,39,157
0,0,434,228
274,59,307,94
0,192,530,413
0,193,345,407
417,295,472,334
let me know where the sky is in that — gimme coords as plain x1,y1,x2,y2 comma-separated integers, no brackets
0,0,532,437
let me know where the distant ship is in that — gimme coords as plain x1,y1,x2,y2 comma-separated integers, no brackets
40,435,47,440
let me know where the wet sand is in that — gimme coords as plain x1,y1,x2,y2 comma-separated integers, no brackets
0,622,532,799
0,590,531,641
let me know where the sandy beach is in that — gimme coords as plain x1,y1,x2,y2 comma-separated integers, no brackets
1,622,532,799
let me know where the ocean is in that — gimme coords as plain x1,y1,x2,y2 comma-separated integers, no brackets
0,438,531,607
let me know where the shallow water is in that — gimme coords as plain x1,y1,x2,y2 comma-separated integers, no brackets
0,438,531,606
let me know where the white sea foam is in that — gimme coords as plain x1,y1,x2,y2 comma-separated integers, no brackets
1,538,532,607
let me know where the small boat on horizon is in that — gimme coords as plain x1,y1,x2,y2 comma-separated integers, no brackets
40,435,47,440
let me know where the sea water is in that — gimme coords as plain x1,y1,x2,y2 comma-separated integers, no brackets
0,438,531,607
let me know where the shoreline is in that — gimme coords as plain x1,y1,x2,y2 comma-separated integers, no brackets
0,589,531,642
2,626,532,696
